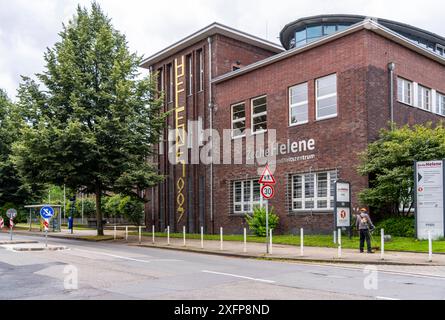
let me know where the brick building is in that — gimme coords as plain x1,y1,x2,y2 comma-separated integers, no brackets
141,15,445,235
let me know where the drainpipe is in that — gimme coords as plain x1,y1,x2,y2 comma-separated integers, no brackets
208,36,214,234
388,62,395,130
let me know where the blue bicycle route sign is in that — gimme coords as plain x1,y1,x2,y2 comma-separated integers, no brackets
40,206,55,219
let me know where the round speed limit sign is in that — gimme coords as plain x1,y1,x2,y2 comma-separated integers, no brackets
261,185,275,200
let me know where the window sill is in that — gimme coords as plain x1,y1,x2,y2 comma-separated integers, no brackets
315,114,337,122
288,210,333,215
229,213,250,217
289,121,309,127
251,130,268,136
232,134,246,140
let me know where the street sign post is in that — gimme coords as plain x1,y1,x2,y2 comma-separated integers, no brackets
6,209,17,241
415,160,445,240
259,165,276,254
0,217,3,229
334,181,352,238
40,206,54,247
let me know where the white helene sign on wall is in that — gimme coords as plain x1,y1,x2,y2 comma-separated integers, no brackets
415,161,445,240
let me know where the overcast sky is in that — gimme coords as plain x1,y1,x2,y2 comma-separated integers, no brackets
1,0,444,99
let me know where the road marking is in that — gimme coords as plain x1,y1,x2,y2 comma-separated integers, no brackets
376,296,400,300
202,270,276,283
72,248,182,264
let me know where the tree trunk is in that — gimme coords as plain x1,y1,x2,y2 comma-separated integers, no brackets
95,185,104,236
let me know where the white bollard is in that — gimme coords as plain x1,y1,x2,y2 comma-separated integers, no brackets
125,226,128,241
183,226,186,247
428,230,433,262
139,226,142,244
152,225,155,244
243,228,247,253
300,228,304,257
220,227,224,251
270,229,273,254
201,226,204,249
333,230,337,244
114,225,116,240
338,228,342,258
380,229,385,260
167,226,170,245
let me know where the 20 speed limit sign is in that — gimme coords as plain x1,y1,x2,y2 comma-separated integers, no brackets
261,185,275,200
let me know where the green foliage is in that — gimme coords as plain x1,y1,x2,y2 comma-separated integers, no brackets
117,195,144,226
375,216,415,237
245,206,279,237
12,3,167,235
358,123,445,216
0,202,28,225
0,89,44,207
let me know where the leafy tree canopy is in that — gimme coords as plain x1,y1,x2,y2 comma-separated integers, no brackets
358,123,445,216
12,3,167,235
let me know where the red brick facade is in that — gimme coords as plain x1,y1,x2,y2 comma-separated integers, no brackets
144,23,445,235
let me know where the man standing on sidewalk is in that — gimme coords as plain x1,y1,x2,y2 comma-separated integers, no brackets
356,208,375,253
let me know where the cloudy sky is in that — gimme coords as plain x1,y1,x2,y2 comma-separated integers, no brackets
0,0,444,99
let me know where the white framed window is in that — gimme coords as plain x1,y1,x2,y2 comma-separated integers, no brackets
251,95,267,133
289,82,308,126
397,77,413,105
437,92,445,116
436,44,445,56
197,50,204,92
418,84,431,111
233,180,263,214
316,74,337,120
231,102,246,138
187,55,193,96
291,171,337,211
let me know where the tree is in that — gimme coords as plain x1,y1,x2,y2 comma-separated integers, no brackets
12,3,167,235
0,89,43,207
358,123,445,216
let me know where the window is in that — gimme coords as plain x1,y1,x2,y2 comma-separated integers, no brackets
157,68,164,93
316,74,337,120
197,50,204,92
437,92,445,116
289,83,308,125
436,44,445,56
306,25,322,43
292,171,337,211
418,85,431,111
167,64,173,103
233,180,262,214
187,55,193,96
397,77,412,105
231,103,246,138
251,96,267,133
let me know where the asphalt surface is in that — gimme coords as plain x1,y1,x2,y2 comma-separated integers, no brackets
1,233,445,300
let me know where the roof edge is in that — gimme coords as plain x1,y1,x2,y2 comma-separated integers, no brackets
140,22,284,69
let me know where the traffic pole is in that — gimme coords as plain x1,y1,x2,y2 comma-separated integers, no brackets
428,230,433,262
300,228,304,257
337,228,342,258
220,227,223,251
152,225,155,244
380,229,385,260
201,226,204,249
125,226,128,242
269,228,273,254
114,225,116,240
266,200,269,254
167,226,170,245
9,221,12,241
243,228,247,253
183,226,186,247
139,226,142,244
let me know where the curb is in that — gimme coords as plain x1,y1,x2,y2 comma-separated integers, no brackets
11,246,67,252
133,244,440,266
12,231,122,242
0,240,39,245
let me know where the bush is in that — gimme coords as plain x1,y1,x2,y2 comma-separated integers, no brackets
374,216,415,237
118,196,144,226
245,206,279,237
0,202,27,225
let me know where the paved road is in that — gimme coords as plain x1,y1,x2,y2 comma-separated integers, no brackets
1,233,445,300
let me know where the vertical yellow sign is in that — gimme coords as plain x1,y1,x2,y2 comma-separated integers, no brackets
175,56,186,224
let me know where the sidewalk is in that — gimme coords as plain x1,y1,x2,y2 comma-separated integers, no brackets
6,228,443,266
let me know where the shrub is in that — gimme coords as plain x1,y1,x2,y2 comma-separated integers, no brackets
245,206,279,237
374,216,415,237
117,196,144,226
